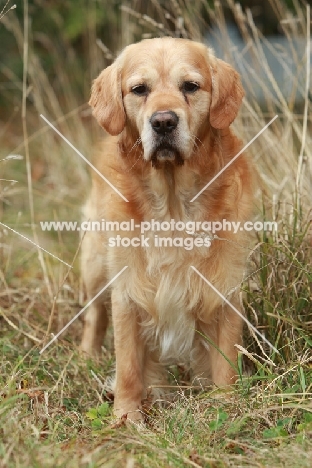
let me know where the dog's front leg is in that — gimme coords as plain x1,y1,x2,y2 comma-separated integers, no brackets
210,301,243,386
111,288,145,422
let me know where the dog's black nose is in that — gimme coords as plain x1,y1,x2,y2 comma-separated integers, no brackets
150,111,179,135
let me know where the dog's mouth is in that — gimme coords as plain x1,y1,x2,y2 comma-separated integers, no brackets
151,142,184,169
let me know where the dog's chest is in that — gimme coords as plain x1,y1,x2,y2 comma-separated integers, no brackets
137,228,210,362
131,170,210,361
140,255,197,363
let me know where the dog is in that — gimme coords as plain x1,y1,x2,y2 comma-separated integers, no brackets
80,37,254,422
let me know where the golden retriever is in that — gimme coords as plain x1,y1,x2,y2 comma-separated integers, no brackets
80,37,254,421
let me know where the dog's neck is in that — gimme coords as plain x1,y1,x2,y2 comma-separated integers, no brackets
118,129,220,221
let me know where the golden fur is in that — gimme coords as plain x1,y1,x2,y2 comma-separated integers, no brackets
80,37,254,421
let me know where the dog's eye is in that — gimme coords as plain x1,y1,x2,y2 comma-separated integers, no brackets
182,81,199,93
131,84,148,96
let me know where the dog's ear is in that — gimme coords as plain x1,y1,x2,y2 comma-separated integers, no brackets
209,58,244,130
89,61,126,136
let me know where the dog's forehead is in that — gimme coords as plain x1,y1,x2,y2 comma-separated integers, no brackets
121,38,211,84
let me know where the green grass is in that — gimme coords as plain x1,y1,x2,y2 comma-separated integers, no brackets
1,0,311,466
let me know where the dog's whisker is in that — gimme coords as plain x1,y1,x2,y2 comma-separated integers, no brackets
190,134,200,149
191,134,225,175
127,137,142,155
192,134,211,158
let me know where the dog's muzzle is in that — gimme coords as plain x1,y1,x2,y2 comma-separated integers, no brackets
149,111,183,167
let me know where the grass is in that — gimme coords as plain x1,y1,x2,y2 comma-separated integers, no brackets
0,0,311,466
0,339,311,466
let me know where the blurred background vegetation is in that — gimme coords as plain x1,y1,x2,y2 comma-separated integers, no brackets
0,0,306,126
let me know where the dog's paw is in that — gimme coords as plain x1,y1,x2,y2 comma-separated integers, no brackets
114,405,145,424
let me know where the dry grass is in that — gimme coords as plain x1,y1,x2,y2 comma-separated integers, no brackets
0,0,311,466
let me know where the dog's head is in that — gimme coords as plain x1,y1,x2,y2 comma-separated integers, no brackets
89,38,244,167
